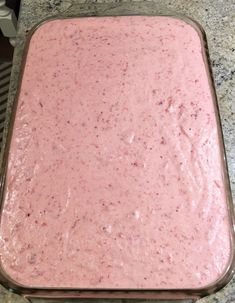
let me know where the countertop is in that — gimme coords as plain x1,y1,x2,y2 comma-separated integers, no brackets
0,0,234,302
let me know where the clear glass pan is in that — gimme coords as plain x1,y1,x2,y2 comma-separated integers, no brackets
0,5,234,302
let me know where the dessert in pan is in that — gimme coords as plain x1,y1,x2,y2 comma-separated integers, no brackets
0,15,233,298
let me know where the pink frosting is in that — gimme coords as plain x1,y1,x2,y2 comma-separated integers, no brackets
0,16,232,289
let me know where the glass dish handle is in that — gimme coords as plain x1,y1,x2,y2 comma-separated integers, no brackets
27,298,197,303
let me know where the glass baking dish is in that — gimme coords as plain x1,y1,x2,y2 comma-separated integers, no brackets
0,4,234,303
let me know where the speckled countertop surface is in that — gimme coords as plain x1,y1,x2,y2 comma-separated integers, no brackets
0,0,234,302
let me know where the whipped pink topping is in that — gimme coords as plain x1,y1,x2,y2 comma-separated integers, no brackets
0,16,232,289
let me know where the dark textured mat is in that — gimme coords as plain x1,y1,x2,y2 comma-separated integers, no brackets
0,62,12,151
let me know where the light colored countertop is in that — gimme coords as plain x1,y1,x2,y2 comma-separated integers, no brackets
0,0,234,302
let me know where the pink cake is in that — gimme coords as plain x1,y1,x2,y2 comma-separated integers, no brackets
0,16,232,289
